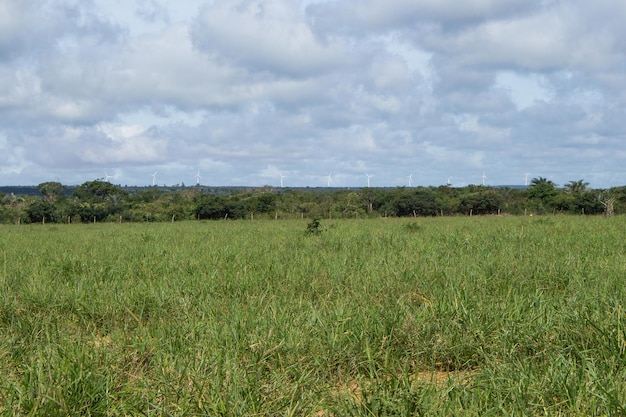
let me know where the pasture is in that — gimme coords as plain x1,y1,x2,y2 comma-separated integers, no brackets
1,216,626,415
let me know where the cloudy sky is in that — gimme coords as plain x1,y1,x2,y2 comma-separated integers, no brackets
2,0,626,188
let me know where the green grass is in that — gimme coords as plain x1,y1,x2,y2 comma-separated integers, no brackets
1,216,626,415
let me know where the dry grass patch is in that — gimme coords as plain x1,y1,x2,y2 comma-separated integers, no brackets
413,369,477,386
328,368,476,403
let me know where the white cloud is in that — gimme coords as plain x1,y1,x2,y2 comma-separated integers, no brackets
259,164,284,180
191,0,346,77
570,134,604,145
456,115,511,143
353,0,531,27
0,0,64,59
495,71,553,109
368,55,412,92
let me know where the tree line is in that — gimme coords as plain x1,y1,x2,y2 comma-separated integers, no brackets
0,178,623,224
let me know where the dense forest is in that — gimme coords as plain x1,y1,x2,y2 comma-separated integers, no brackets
0,178,623,224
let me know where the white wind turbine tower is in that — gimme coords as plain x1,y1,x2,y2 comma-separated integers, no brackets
151,171,158,186
407,173,413,187
104,171,113,183
366,173,373,188
447,176,452,186
280,175,286,188
525,172,530,186
327,173,333,187
195,170,201,185
482,172,487,186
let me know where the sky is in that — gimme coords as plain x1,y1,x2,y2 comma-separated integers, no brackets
2,0,626,189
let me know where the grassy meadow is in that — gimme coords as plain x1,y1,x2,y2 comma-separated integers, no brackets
1,215,626,415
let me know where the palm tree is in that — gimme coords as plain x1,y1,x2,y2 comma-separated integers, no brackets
530,176,556,188
564,179,589,194
1,192,25,207
527,177,558,202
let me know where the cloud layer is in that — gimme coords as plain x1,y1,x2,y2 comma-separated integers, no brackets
1,0,625,188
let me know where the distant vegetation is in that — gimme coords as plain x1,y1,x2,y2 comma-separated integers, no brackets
0,177,624,224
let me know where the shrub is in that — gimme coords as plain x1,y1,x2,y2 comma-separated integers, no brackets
305,218,322,235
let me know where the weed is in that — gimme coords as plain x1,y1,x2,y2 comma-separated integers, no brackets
305,218,322,235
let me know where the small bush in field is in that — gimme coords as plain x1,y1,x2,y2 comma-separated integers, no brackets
305,218,322,235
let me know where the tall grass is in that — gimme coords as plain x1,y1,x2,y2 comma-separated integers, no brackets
1,216,626,415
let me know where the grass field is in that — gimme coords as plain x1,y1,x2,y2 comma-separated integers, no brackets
1,216,626,416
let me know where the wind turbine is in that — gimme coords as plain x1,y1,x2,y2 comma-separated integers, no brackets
407,173,413,187
482,172,487,186
104,171,113,183
195,170,201,185
327,173,333,187
366,173,373,188
280,175,286,188
525,172,530,186
447,176,452,186
151,171,158,186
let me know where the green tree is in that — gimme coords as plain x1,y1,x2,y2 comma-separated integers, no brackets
381,188,441,217
565,179,589,194
360,188,383,215
459,189,503,215
38,181,66,202
527,177,559,213
74,180,128,203
25,200,56,223
72,181,129,222
436,185,461,215
609,186,626,215
133,188,161,203
572,191,604,215
559,179,603,214
340,192,366,218
247,193,277,215
528,177,557,196
0,193,27,223
194,194,231,219
497,187,527,215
